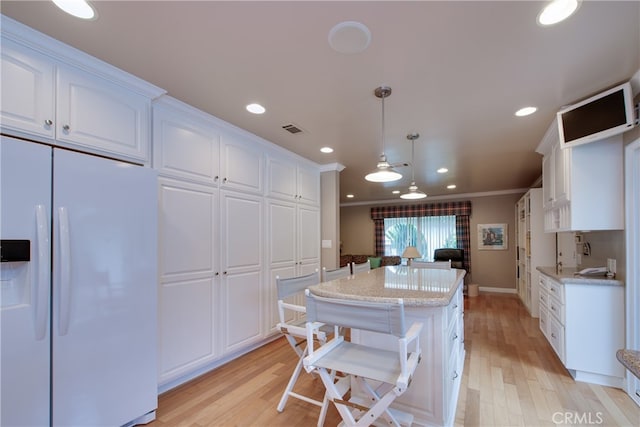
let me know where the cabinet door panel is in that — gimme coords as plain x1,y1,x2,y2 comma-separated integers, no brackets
159,179,216,280
298,205,320,264
297,165,320,205
268,157,297,200
221,192,263,273
56,66,150,163
159,277,217,382
153,106,220,184
267,201,296,265
220,134,263,193
0,39,55,139
222,270,262,353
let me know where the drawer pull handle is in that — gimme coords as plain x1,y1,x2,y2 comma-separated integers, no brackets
453,372,459,380
44,119,53,126
551,333,556,339
63,124,70,131
453,334,458,341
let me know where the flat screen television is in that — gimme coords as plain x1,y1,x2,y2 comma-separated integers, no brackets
557,82,635,149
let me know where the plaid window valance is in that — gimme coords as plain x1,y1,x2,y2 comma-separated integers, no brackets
370,201,472,275
370,201,472,219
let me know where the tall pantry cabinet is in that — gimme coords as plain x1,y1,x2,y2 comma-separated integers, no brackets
515,188,555,317
153,96,321,389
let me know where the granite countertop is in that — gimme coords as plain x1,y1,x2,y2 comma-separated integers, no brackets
616,349,640,380
308,265,465,307
537,266,624,286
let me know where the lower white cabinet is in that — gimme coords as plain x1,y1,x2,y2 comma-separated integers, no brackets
157,178,220,385
538,272,625,387
219,191,264,354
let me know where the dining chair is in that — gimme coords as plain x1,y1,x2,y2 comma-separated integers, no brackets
275,271,331,424
351,259,371,275
322,264,352,282
303,290,423,427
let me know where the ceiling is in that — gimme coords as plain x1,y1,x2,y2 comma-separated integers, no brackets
2,1,638,204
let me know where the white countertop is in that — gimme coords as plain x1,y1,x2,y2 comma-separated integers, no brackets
537,266,624,286
308,265,465,307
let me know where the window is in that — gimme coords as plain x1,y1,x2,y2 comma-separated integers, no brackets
384,215,457,260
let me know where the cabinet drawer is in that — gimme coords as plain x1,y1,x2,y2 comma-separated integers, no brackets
539,288,548,308
445,287,462,326
548,279,564,303
539,304,549,338
548,315,565,363
548,295,565,325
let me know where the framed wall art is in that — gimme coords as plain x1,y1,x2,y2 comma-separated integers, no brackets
478,223,507,250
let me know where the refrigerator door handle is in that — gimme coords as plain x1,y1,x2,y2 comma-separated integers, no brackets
34,204,50,340
58,206,71,336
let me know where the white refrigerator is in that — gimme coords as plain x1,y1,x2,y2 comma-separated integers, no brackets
1,135,158,426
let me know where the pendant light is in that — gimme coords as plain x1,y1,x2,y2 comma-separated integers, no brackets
365,86,402,183
400,133,427,200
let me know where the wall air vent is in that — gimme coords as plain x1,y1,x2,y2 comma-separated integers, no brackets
282,123,303,134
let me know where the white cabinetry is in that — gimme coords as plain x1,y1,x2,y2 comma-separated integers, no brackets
219,191,264,354
536,121,623,232
538,272,625,387
515,189,555,317
268,156,320,205
153,96,321,389
266,199,320,330
153,98,220,185
1,23,163,164
157,178,219,385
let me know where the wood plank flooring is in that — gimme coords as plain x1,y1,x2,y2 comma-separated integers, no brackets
149,293,639,426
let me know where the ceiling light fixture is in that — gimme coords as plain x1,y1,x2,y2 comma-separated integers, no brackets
537,0,580,26
447,184,457,189
365,86,402,183
246,103,265,114
320,147,334,153
400,133,427,200
437,167,448,174
346,194,355,198
515,106,537,117
52,0,96,20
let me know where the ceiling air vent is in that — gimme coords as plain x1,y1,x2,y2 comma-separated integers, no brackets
282,123,303,134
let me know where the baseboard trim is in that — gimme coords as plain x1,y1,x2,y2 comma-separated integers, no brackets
479,286,517,294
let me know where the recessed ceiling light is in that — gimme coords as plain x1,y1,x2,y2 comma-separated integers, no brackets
437,168,448,174
346,194,355,198
52,0,96,20
320,147,334,153
447,184,457,189
392,190,400,194
246,103,265,114
328,21,371,54
537,0,580,26
515,106,537,117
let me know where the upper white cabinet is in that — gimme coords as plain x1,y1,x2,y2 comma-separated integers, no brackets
55,65,152,163
536,120,623,232
1,17,164,164
0,38,55,139
153,97,220,185
268,156,320,205
220,133,264,194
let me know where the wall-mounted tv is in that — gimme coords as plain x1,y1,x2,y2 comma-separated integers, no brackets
557,82,635,149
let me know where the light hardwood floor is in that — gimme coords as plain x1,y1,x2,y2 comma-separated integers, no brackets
150,293,639,426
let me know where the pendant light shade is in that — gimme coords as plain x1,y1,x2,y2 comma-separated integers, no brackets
400,133,427,200
365,86,402,183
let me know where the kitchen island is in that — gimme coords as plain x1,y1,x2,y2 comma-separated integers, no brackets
309,266,465,427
